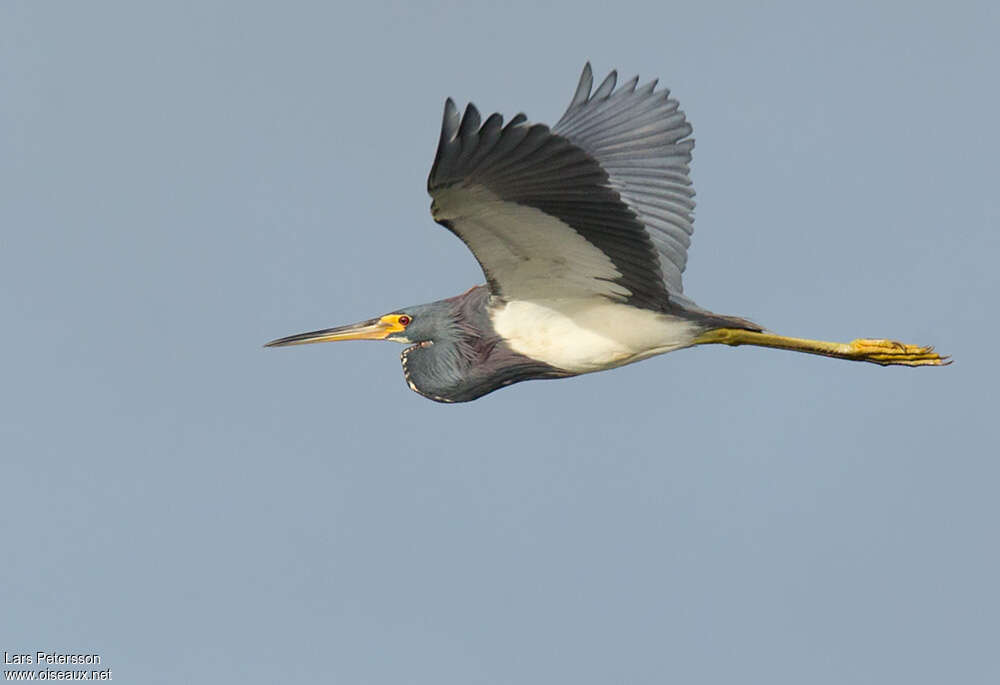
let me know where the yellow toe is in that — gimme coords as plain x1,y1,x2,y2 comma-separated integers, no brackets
847,338,951,366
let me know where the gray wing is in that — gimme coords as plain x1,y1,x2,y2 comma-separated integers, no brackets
428,64,695,311
554,63,695,296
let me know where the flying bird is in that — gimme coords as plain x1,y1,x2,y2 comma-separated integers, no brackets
266,64,947,402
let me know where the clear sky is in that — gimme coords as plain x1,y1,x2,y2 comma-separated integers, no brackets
2,1,997,683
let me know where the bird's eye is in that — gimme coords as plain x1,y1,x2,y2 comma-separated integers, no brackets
398,315,411,326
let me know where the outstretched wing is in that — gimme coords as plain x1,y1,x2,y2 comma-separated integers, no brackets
427,63,696,312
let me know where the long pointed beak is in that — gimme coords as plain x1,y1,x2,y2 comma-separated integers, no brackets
264,317,395,348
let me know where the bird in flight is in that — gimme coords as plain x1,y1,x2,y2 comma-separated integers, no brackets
266,64,947,402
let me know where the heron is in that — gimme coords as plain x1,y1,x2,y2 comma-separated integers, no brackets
266,64,947,403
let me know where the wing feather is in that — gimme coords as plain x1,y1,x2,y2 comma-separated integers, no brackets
553,66,696,293
428,64,698,309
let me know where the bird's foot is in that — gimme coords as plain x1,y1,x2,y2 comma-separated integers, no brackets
845,338,951,366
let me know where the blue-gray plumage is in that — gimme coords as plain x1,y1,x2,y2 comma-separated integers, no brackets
265,64,947,402
397,287,571,402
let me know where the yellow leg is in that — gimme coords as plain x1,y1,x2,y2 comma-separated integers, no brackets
693,328,950,367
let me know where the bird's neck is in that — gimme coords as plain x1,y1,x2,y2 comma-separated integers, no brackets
400,288,568,403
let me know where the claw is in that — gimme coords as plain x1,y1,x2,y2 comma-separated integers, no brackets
847,338,950,366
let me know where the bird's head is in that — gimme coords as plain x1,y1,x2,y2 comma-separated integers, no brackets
264,301,450,350
265,287,566,403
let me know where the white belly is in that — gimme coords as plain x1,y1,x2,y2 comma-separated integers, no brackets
490,298,700,373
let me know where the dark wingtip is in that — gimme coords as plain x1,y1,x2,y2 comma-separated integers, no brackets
506,112,528,128
441,98,460,140
459,103,482,138
593,69,617,100
569,62,594,109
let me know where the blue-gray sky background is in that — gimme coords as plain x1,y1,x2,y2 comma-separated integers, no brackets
2,1,997,683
